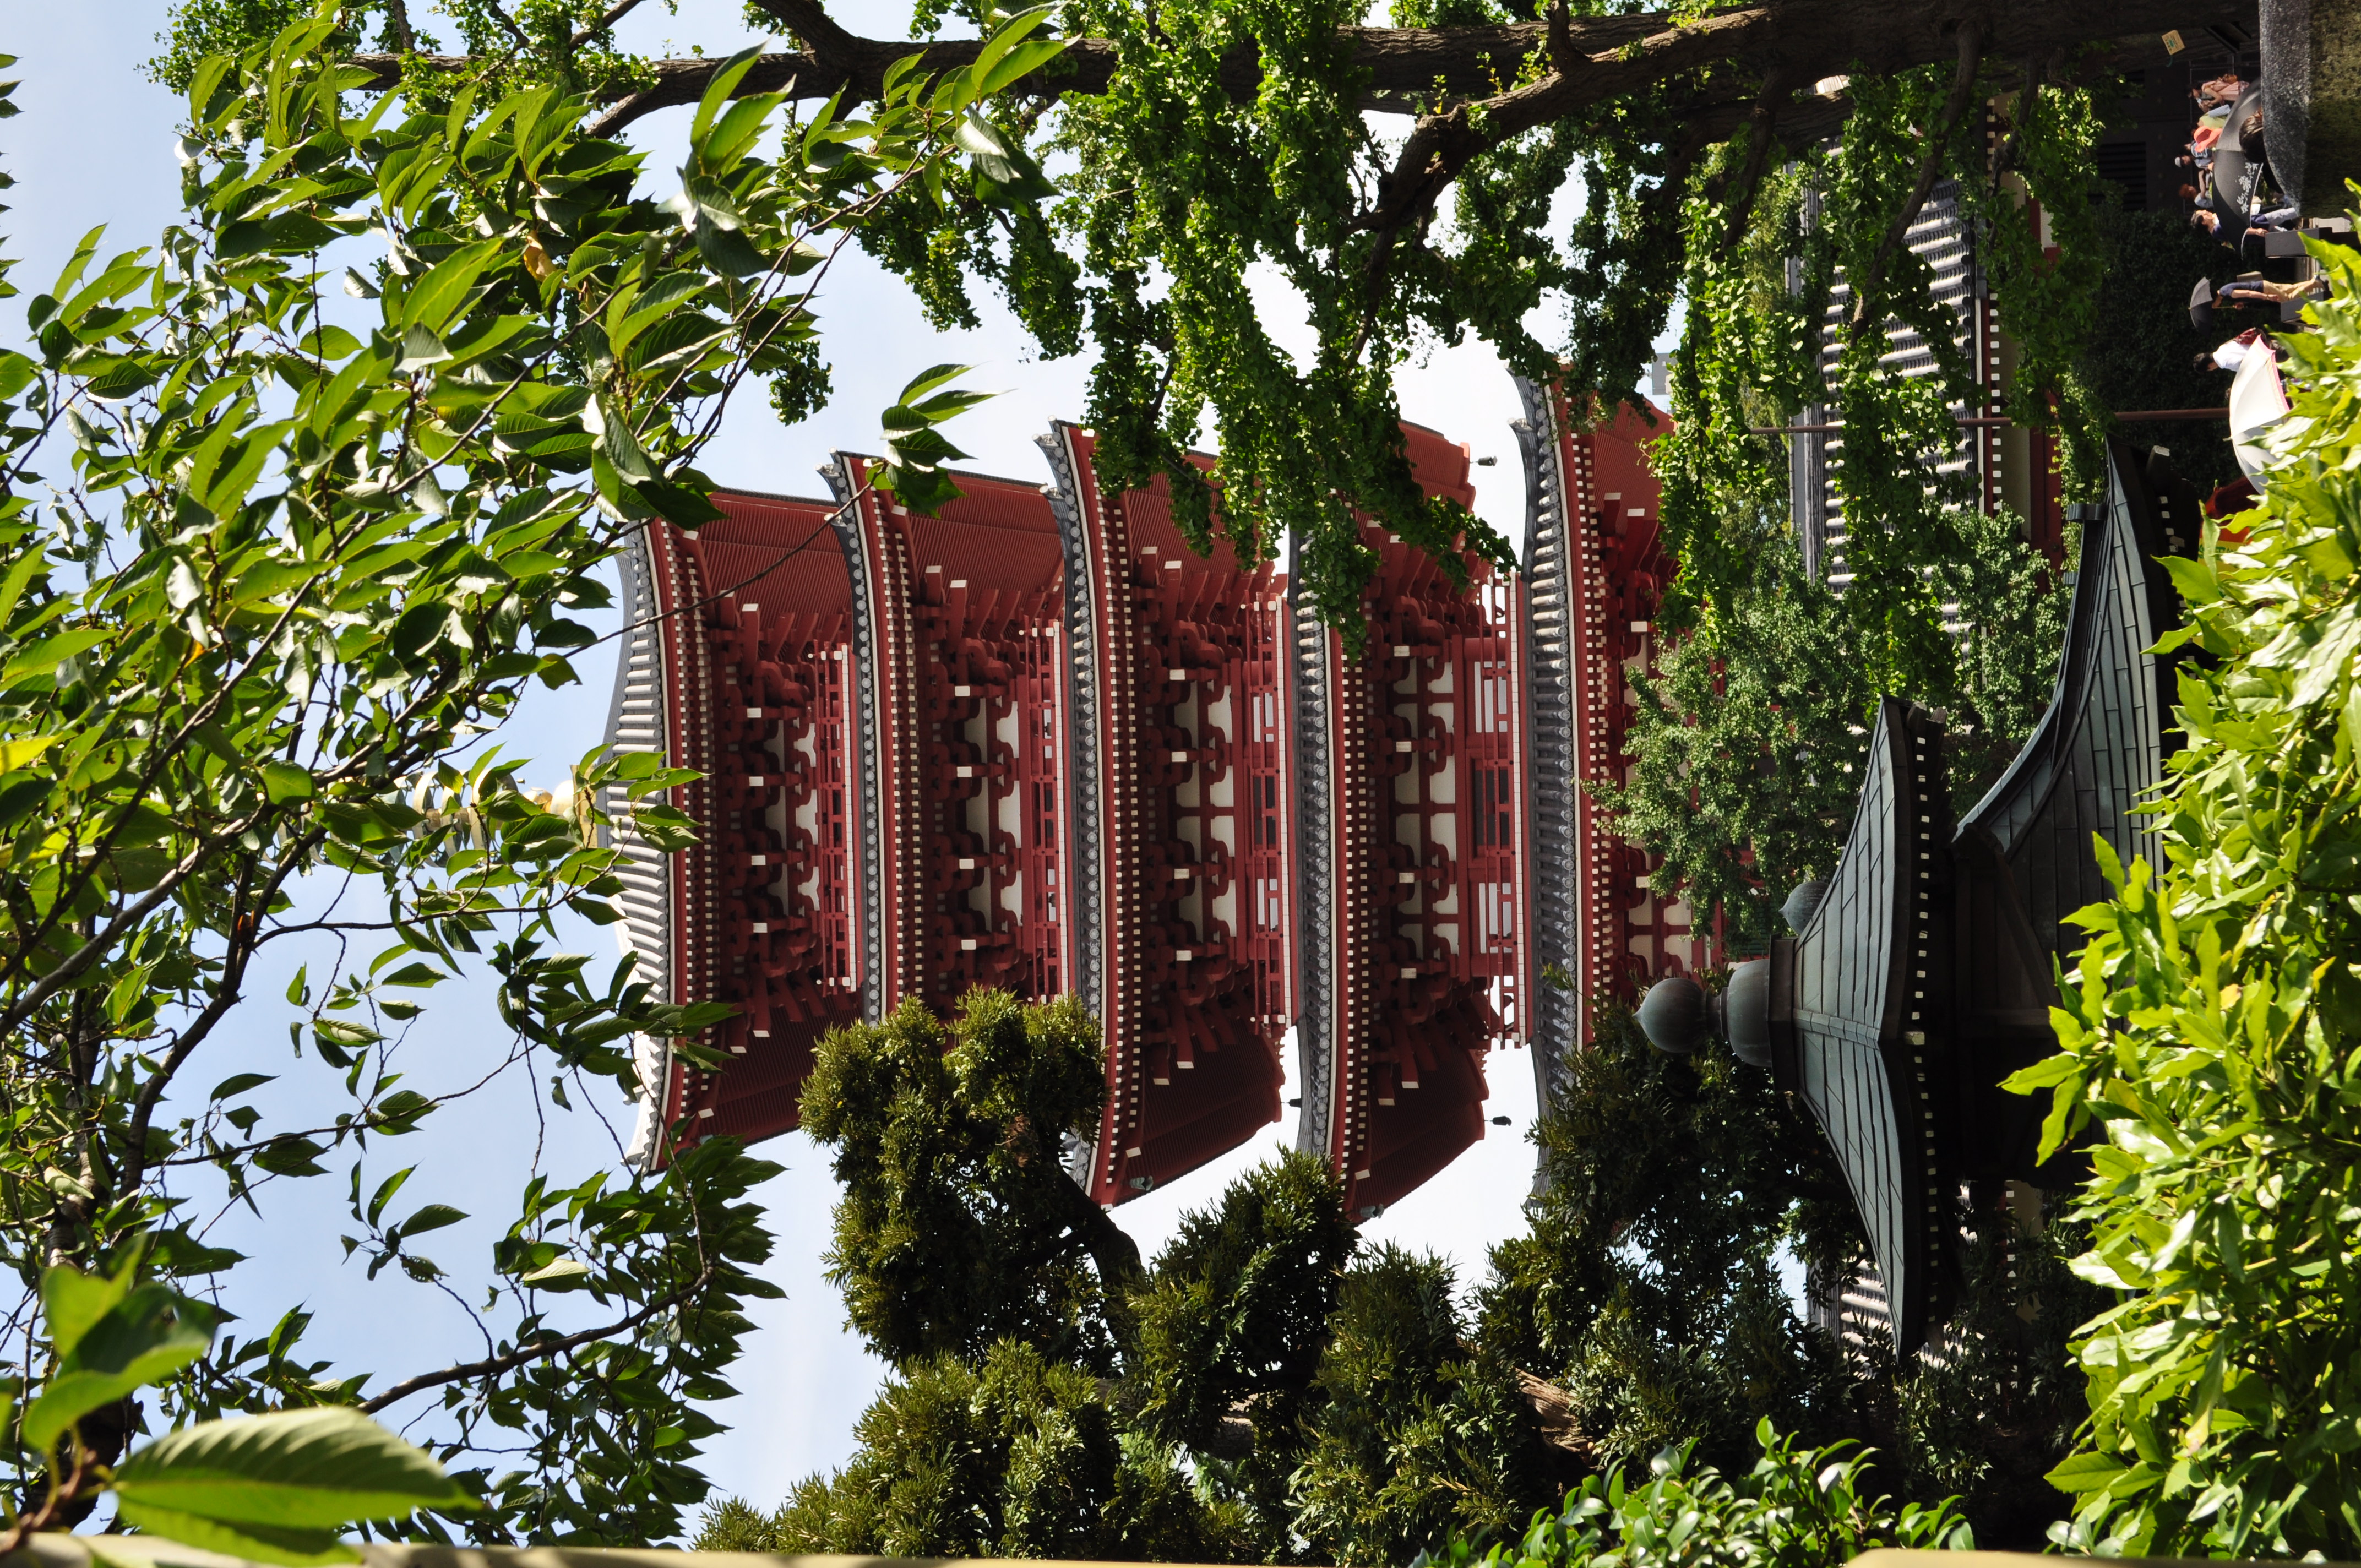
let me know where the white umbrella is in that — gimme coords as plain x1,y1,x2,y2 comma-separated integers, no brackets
2229,340,2291,481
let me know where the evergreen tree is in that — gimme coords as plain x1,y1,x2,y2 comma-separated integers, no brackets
708,990,2092,1555
1479,1006,1863,1474
801,991,1141,1373
1606,521,2065,956
700,1342,1243,1561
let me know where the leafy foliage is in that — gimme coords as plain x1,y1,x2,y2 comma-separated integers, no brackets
2,1259,469,1565
1653,68,2099,701
1423,1421,1974,1568
1128,1149,1356,1456
2007,231,2361,1557
802,991,1138,1374
739,989,2087,1555
1479,1008,1862,1475
749,992,1562,1563
697,1340,1243,1562
1040,0,1529,644
1887,1212,2108,1547
0,14,1013,1544
1603,544,1876,955
1290,1245,1549,1566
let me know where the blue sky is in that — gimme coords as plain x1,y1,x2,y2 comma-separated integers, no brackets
4,2,1589,1522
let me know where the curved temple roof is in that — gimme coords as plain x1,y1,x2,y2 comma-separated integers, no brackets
1039,422,1292,1206
1288,424,1528,1217
1946,438,2187,1186
1774,698,1952,1354
1755,439,2185,1352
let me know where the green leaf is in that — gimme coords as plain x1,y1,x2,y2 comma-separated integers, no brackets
188,55,237,128
2,626,110,689
296,325,362,362
2044,1451,2130,1494
401,238,502,335
83,357,162,401
112,1406,474,1532
0,770,55,829
253,1136,329,1177
0,734,59,771
25,1279,214,1451
693,221,770,279
672,173,744,233
2002,1053,2079,1093
978,35,1065,98
41,1256,134,1360
397,323,451,371
632,803,700,852
894,362,975,407
699,93,784,175
637,477,728,528
587,398,654,482
688,46,766,156
955,113,1026,184
365,1168,413,1227
260,761,314,802
885,426,970,469
519,1257,591,1289
626,313,731,377
104,1504,357,1567
211,1072,275,1101
218,213,341,258
2292,603,2361,709
398,1203,467,1238
878,461,965,515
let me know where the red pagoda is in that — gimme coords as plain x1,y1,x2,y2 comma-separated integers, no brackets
605,406,1669,1213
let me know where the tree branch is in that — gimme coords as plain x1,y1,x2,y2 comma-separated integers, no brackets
357,1267,709,1414
481,1,533,52
1048,1163,1144,1345
1346,10,1765,364
1851,18,1984,329
1718,66,1794,250
358,9,1683,135
570,0,647,52
349,0,2236,144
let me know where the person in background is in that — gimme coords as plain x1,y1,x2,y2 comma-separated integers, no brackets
2195,327,2282,374
2218,274,2322,306
2195,73,2242,108
2191,206,2299,241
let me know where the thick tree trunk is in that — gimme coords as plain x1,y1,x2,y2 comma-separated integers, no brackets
350,0,2250,137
